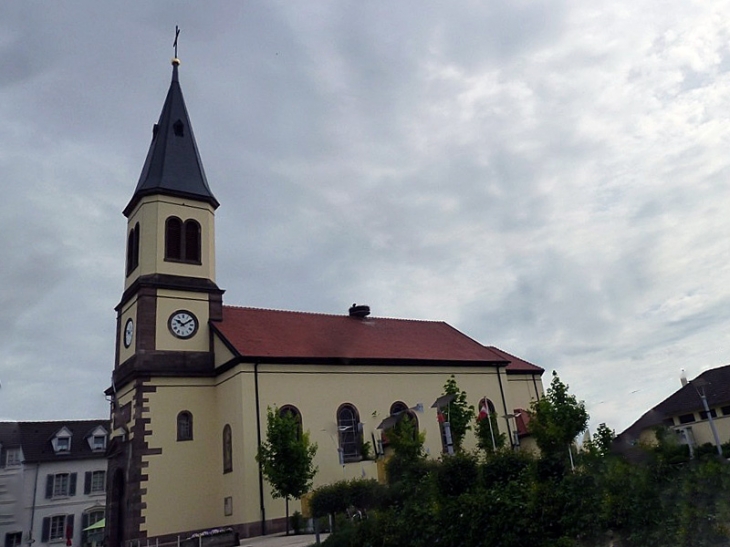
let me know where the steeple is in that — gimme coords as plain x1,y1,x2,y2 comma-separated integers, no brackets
123,58,219,217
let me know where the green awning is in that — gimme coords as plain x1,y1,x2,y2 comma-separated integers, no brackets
83,519,105,532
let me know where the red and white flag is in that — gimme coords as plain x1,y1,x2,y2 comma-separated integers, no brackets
477,404,489,421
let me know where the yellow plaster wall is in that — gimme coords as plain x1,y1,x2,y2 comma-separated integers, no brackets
137,362,546,533
124,196,216,291
255,364,505,489
214,367,260,527
671,412,730,446
117,297,139,364
505,374,542,414
141,378,220,537
212,334,236,367
155,289,211,352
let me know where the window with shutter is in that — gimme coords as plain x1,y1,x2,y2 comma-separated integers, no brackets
41,518,50,542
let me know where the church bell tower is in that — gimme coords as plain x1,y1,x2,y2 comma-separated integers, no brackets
107,53,223,547
114,56,223,377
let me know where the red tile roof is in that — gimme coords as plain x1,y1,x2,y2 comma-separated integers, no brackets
488,346,545,374
213,306,509,364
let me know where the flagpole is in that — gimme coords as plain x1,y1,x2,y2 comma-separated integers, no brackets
486,401,497,451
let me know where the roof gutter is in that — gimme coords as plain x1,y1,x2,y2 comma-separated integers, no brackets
495,367,513,447
27,462,40,547
254,361,266,535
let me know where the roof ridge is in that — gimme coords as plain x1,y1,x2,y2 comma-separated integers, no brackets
222,304,446,323
14,419,108,425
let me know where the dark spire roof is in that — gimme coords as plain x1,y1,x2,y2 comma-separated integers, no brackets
124,61,219,217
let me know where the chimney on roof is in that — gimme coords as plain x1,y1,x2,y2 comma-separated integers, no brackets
680,369,688,387
349,303,370,318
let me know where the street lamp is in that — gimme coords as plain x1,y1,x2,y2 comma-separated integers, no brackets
691,378,723,457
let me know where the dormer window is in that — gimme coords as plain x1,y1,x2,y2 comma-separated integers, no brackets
5,447,21,467
52,428,72,454
86,426,108,452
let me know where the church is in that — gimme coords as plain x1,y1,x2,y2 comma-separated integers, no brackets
105,56,545,546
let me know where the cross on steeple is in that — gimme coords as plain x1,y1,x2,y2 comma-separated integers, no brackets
173,25,180,59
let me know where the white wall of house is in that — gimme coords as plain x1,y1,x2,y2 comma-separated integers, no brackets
27,458,107,547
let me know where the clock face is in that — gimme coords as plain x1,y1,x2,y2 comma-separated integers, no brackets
124,318,134,348
168,310,198,339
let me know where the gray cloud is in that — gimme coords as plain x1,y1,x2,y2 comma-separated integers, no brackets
2,1,730,434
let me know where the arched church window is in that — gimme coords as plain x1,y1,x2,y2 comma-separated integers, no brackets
165,217,182,260
184,220,201,263
389,401,419,439
177,411,193,441
390,401,408,416
477,397,500,448
279,405,303,440
337,403,361,463
126,223,140,276
222,424,232,473
165,217,201,264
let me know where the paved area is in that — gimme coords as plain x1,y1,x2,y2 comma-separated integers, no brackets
238,533,329,547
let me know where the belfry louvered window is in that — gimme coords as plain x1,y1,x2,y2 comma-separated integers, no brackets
126,222,140,276
165,217,201,263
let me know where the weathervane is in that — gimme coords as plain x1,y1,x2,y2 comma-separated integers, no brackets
173,25,181,60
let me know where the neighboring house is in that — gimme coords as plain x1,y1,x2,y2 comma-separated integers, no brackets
105,57,545,547
615,365,730,455
0,421,109,547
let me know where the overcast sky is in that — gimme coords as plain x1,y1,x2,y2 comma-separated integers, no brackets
2,1,730,434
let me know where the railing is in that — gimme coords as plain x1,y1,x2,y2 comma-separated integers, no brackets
125,529,237,547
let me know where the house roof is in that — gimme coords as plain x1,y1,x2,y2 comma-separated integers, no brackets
0,421,21,447
124,61,218,217
212,306,510,365
616,364,730,446
488,346,545,375
4,420,110,463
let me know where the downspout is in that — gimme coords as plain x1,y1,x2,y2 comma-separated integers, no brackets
532,374,541,401
495,367,513,447
28,462,40,547
254,361,266,535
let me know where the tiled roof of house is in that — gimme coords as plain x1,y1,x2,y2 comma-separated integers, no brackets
653,364,730,416
213,306,510,365
488,346,545,374
11,420,110,463
616,364,730,449
0,421,21,447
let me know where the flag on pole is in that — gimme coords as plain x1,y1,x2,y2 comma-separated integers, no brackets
477,403,489,421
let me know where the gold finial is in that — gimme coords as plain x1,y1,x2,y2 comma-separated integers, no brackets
172,58,181,66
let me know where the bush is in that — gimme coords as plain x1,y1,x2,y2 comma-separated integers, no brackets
290,510,303,535
434,452,478,498
309,479,385,519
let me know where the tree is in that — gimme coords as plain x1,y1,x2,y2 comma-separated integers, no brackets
440,375,475,451
256,407,318,534
475,408,506,455
528,371,588,457
583,422,615,459
384,413,427,484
